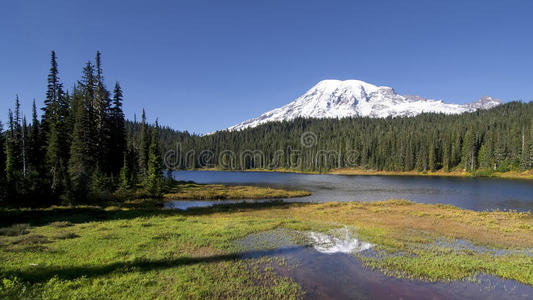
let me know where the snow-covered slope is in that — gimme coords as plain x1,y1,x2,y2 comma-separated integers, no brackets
226,80,502,131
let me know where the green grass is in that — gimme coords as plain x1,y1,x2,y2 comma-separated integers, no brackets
0,204,305,299
163,181,311,200
0,199,532,299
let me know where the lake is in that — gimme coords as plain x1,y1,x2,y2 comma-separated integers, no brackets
170,170,533,212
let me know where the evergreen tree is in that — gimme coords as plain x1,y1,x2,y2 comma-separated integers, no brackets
126,137,139,185
80,61,96,112
494,136,507,171
22,116,27,178
4,96,27,198
520,126,529,171
78,62,98,168
90,167,111,200
93,51,112,173
43,52,70,196
428,141,436,172
41,51,63,133
11,97,23,173
442,138,450,172
462,129,476,171
119,153,132,190
28,100,42,174
109,81,126,175
138,109,150,178
0,121,6,203
23,100,49,204
478,143,490,170
451,132,461,168
68,93,94,202
5,110,19,200
145,120,163,196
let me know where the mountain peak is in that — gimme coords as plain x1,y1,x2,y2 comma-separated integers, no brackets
472,96,502,107
315,79,380,89
224,80,502,132
311,79,383,97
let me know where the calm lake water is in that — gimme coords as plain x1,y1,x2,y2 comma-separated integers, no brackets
170,170,533,212
238,229,533,300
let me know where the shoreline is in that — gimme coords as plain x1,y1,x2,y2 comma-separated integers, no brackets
177,167,533,180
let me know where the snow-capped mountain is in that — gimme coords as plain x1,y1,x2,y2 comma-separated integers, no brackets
226,80,502,131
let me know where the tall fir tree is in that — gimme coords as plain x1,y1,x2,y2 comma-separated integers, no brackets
138,109,150,178
68,91,95,202
494,135,507,171
126,135,139,186
93,51,112,173
28,100,42,174
41,51,62,134
478,143,490,170
0,121,6,203
78,62,98,167
12,96,23,173
22,116,28,178
80,61,96,112
5,109,20,200
42,52,71,195
145,120,163,196
4,96,26,199
462,129,476,171
428,141,436,172
109,81,126,175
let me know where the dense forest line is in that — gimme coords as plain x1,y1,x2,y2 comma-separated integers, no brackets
0,52,164,207
161,102,533,174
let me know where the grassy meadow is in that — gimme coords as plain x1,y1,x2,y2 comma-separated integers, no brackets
1,192,532,298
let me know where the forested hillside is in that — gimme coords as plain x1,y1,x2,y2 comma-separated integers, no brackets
164,102,533,173
0,52,164,207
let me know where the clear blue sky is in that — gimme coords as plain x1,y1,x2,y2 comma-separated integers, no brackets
1,0,533,134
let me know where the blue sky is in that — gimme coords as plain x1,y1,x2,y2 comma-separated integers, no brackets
1,0,533,134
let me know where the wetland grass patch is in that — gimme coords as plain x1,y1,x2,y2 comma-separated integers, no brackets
164,181,310,200
0,199,532,298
